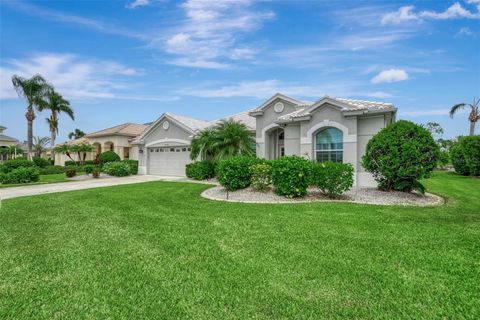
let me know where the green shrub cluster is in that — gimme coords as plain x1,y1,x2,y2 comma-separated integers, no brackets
0,167,40,184
216,156,258,191
64,160,94,166
186,160,215,180
451,136,480,176
362,120,439,194
103,161,131,177
250,163,272,192
38,165,65,175
65,167,76,178
84,165,94,174
271,156,312,198
32,157,50,168
122,160,138,175
312,162,354,197
98,151,120,164
0,159,35,173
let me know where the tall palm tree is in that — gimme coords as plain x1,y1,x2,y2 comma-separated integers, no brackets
32,136,51,158
11,74,51,160
450,98,479,136
68,128,85,140
190,128,217,160
39,89,74,159
212,120,255,161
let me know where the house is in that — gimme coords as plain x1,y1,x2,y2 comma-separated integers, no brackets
0,126,26,160
56,93,396,186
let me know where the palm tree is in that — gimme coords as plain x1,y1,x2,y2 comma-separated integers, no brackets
212,120,255,161
68,128,85,140
450,98,479,136
53,144,75,162
40,89,74,160
11,74,51,160
70,143,93,165
32,136,51,158
190,128,217,160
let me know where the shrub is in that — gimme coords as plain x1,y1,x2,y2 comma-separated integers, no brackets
32,157,50,168
84,164,94,175
92,167,100,178
1,167,40,184
185,160,215,180
250,163,272,192
103,161,131,177
98,151,120,164
362,120,439,194
0,159,34,173
122,160,138,175
449,144,469,175
216,156,258,191
460,136,480,176
64,160,94,166
38,165,65,175
271,156,312,198
312,162,354,197
65,168,76,178
437,149,450,170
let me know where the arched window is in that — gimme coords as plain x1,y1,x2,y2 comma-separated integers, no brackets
315,128,343,163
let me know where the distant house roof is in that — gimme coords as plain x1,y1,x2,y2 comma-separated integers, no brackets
0,135,17,142
165,113,211,132
86,123,149,138
209,110,256,131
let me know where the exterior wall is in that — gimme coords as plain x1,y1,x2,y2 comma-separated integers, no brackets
284,124,300,156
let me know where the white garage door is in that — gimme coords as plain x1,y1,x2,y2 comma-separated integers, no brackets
147,146,191,176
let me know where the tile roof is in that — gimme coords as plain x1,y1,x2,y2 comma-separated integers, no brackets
209,110,256,131
86,123,149,138
0,134,18,142
165,113,211,132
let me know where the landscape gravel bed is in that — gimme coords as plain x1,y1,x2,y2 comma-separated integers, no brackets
202,185,443,206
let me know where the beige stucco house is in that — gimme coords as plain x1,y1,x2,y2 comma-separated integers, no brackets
0,126,26,160
55,93,396,186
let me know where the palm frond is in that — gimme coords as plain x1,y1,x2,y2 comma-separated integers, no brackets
449,103,466,118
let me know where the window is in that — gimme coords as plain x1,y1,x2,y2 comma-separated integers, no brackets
182,147,187,152
160,148,165,152
170,148,175,152
315,128,343,163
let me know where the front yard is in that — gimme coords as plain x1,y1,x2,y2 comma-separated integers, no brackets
0,171,478,319
0,173,72,188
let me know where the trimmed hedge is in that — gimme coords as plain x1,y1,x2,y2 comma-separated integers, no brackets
84,165,94,174
65,167,76,178
0,167,40,184
362,120,439,194
103,161,131,177
186,160,215,180
312,162,354,197
38,165,65,175
98,151,120,164
32,157,50,168
450,143,469,175
250,163,272,192
271,156,312,198
64,160,94,166
216,156,258,191
0,159,35,173
460,136,480,176
122,160,138,175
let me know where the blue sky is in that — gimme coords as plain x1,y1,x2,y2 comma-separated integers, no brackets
0,0,479,142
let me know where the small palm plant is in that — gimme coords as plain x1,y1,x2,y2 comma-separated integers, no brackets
190,128,217,160
212,120,255,161
32,136,51,158
450,98,479,136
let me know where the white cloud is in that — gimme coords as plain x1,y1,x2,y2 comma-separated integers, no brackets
0,53,144,100
456,26,476,37
382,2,480,25
126,0,150,9
371,69,409,84
158,0,274,68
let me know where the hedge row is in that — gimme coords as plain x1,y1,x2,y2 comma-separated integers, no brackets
451,136,480,176
0,167,40,184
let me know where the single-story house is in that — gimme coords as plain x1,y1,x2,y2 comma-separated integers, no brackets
56,93,397,186
0,126,27,160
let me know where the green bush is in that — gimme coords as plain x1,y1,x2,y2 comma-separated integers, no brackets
32,157,50,168
362,120,439,194
64,160,94,166
250,163,272,192
271,156,312,198
0,159,34,173
84,164,94,174
122,160,138,175
185,160,215,180
216,156,258,191
437,149,450,169
38,165,65,175
98,151,120,165
1,167,40,184
65,168,76,178
312,162,354,197
449,144,469,175
103,161,131,177
460,136,480,176
92,167,100,178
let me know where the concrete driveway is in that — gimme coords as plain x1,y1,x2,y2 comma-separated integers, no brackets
0,175,188,200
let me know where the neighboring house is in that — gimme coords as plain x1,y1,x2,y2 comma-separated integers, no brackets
0,126,26,160
54,93,396,186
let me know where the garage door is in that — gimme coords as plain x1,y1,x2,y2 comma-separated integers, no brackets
147,146,191,176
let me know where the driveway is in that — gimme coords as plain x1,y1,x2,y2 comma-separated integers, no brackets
0,175,189,200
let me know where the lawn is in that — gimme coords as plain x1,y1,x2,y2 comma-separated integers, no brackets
0,173,74,188
0,171,478,319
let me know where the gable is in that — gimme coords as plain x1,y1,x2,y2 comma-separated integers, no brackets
141,114,194,145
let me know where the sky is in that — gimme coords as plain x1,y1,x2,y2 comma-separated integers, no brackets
0,0,479,143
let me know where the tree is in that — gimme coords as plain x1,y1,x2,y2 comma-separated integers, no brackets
70,143,93,165
450,98,479,136
53,144,75,163
425,122,444,139
11,74,51,160
190,128,217,160
32,136,51,158
68,128,85,140
40,89,74,157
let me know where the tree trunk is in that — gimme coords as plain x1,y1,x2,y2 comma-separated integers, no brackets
50,130,56,164
25,105,36,161
470,121,476,136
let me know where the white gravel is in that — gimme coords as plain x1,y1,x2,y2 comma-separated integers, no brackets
201,185,443,206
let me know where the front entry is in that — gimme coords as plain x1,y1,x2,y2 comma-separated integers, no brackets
267,128,285,159
147,146,191,176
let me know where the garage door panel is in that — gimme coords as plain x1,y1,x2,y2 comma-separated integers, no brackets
148,147,191,176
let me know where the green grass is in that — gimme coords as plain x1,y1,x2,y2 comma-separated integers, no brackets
0,171,478,319
0,173,75,188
